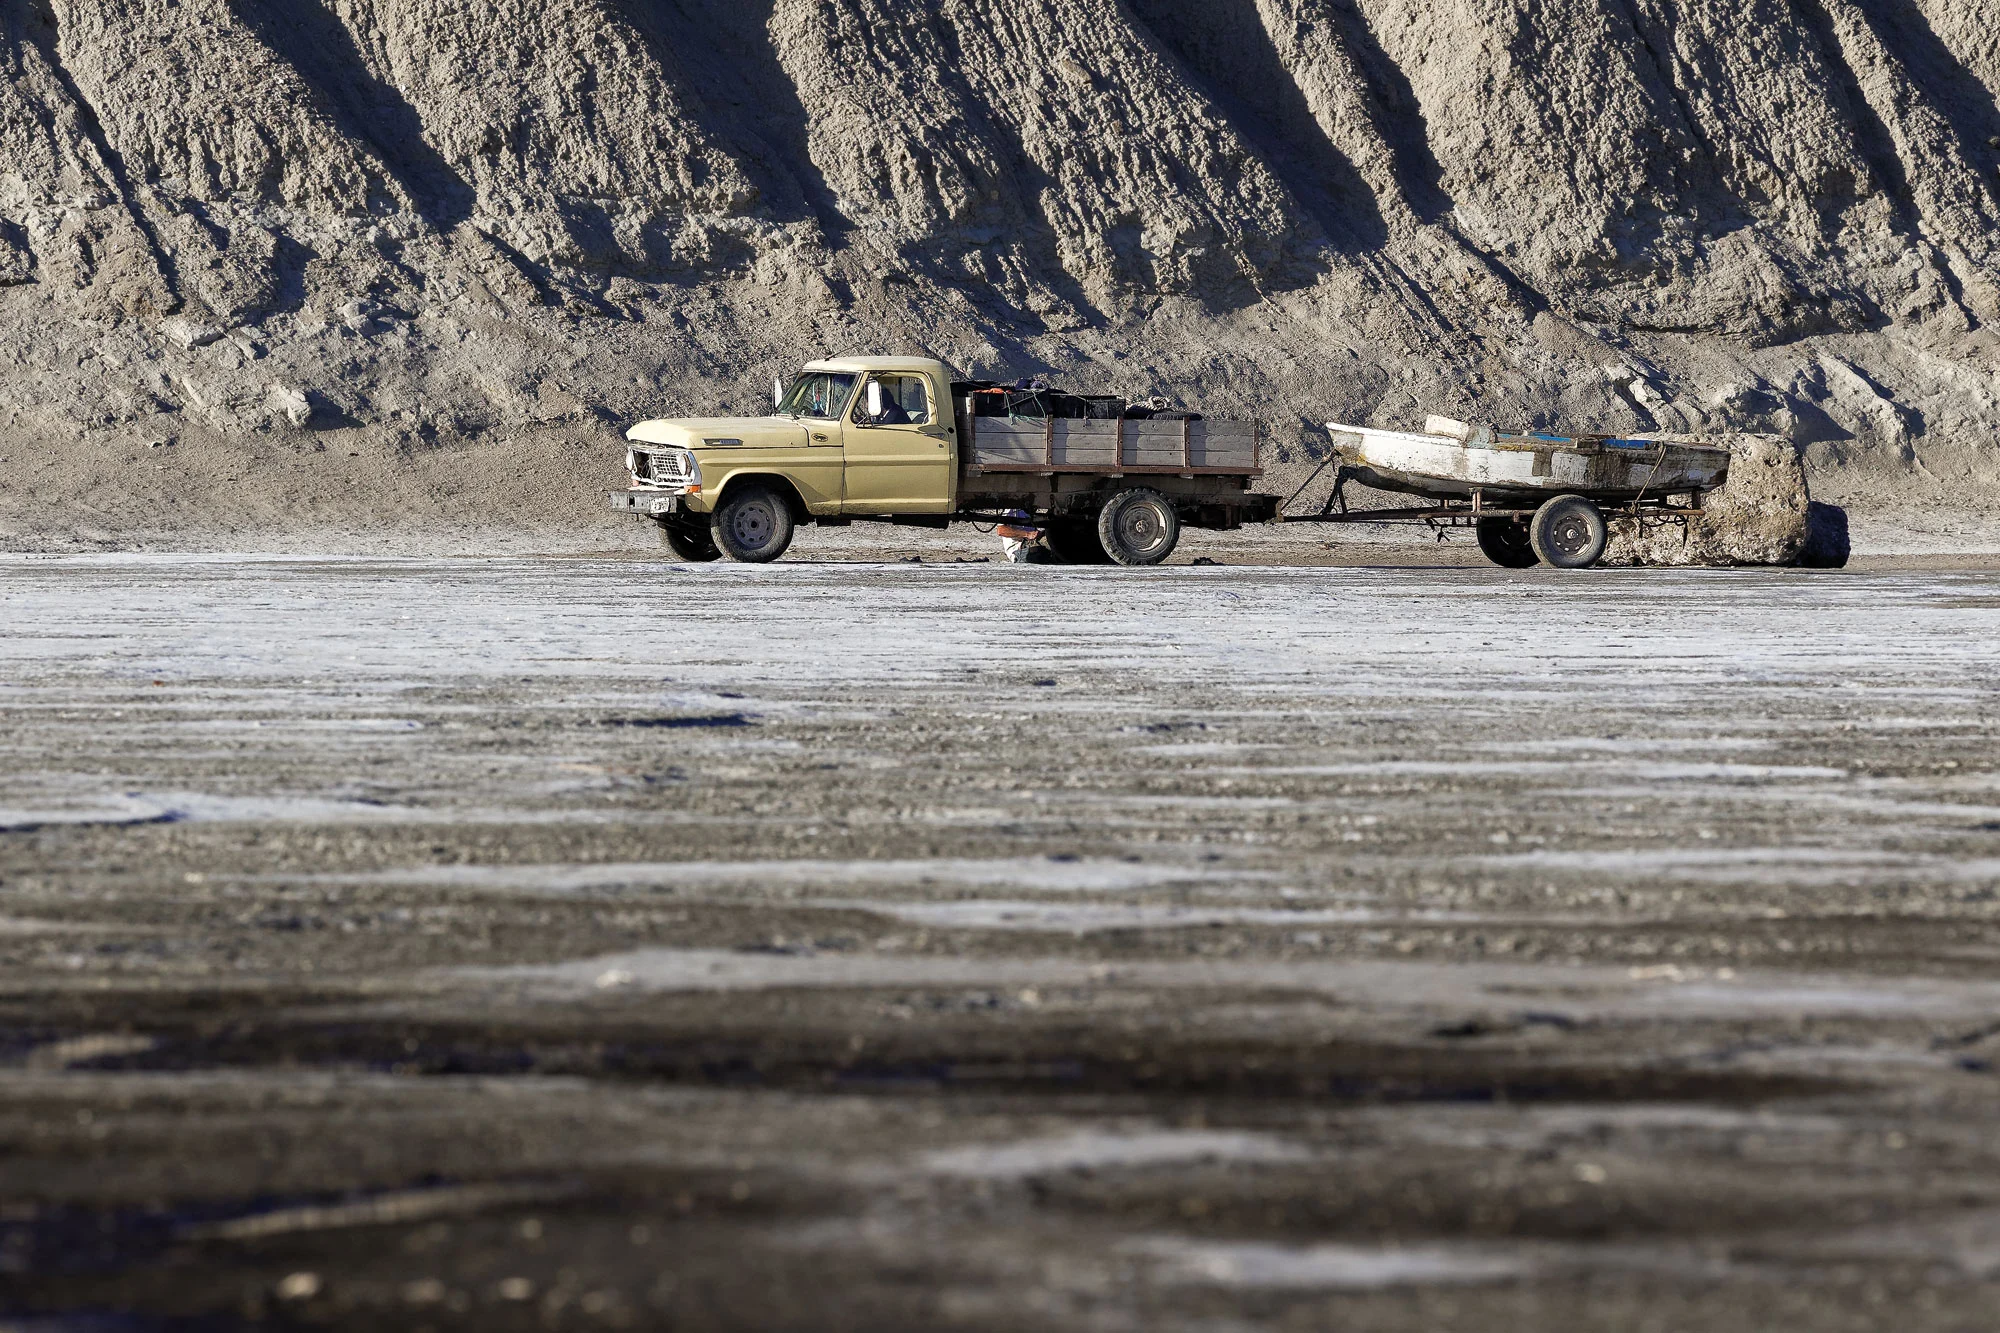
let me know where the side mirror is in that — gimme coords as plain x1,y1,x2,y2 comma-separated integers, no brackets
774,377,785,409
866,380,884,421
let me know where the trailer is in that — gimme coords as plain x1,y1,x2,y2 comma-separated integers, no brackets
1274,418,1733,568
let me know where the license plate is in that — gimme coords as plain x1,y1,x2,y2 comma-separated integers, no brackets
610,493,677,516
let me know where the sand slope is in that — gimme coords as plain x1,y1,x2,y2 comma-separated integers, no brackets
1,0,1996,548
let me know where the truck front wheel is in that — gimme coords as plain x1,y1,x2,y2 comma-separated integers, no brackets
659,516,721,562
710,485,796,563
1097,488,1181,566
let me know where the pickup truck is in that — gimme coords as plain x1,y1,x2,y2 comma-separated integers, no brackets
607,356,1274,565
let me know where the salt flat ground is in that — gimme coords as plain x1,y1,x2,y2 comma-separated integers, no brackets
3,555,1999,1331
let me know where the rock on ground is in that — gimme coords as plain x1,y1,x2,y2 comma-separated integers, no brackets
1606,435,1837,567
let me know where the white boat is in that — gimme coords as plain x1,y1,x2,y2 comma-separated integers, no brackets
1324,416,1731,502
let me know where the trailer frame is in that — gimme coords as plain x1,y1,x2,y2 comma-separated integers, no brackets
1274,460,1710,541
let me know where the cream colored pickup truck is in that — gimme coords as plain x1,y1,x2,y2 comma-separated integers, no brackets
608,356,1273,564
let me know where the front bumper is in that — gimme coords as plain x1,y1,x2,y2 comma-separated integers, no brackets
608,489,682,517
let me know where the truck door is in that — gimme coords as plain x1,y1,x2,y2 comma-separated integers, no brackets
840,372,953,514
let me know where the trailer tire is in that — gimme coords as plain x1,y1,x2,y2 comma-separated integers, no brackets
1046,520,1112,565
1475,517,1539,569
1097,488,1181,567
659,516,721,562
710,484,795,563
1529,495,1608,569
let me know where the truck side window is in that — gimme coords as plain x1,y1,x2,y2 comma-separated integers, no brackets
857,374,930,427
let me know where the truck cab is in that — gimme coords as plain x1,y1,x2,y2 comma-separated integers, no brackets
618,356,957,523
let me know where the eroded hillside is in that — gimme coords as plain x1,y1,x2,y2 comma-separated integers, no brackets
1,0,1996,545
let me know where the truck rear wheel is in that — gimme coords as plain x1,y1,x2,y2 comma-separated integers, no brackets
1045,520,1111,565
659,516,721,562
1097,488,1180,566
710,484,795,563
1475,517,1538,569
1529,494,1608,569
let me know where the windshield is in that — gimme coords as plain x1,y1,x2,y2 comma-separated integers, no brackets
777,371,857,421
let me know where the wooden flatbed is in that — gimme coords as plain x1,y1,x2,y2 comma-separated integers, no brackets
949,394,1272,534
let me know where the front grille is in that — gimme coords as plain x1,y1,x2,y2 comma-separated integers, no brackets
636,449,693,487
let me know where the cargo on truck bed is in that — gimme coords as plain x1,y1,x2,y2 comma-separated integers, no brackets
610,356,1274,565
959,383,1260,478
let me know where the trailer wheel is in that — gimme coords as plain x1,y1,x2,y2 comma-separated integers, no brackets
1529,494,1607,569
1046,520,1111,565
659,516,721,562
710,484,795,563
1097,488,1181,567
1475,517,1539,569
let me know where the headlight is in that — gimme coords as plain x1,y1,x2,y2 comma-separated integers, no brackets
625,448,638,475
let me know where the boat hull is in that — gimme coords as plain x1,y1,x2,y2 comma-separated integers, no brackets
1325,424,1730,503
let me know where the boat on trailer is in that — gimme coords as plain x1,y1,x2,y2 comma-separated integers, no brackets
1279,417,1734,570
1325,417,1730,502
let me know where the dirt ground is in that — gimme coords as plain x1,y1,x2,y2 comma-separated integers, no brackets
4,551,2000,1331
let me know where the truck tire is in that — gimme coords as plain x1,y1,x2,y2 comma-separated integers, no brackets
1097,488,1180,566
1045,520,1111,565
1528,494,1608,569
1475,517,1538,568
659,516,721,562
710,484,795,563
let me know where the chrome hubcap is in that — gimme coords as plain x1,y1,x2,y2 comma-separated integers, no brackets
1119,502,1170,554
